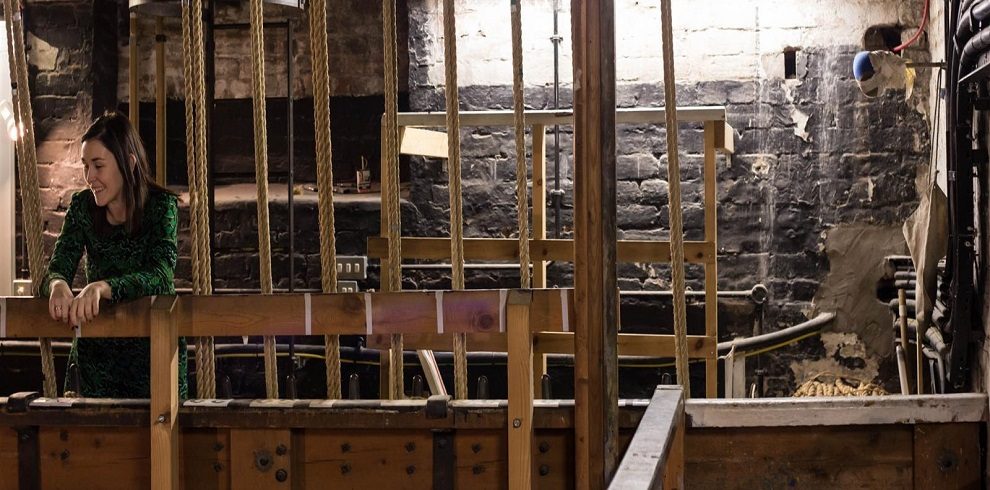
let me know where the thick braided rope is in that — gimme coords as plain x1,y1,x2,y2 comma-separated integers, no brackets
510,0,529,289
442,0,468,400
248,0,278,399
382,0,404,399
3,0,57,397
309,0,342,399
660,0,689,396
182,0,216,399
191,0,217,398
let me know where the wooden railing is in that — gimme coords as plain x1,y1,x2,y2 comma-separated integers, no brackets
609,386,685,490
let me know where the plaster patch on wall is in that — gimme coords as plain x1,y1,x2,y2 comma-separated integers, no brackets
811,224,908,358
27,34,58,71
791,108,811,142
790,331,881,388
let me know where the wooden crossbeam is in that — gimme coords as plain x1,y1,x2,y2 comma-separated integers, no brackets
395,106,727,126
0,289,575,339
366,237,714,263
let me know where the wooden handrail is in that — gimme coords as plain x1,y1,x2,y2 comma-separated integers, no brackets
366,237,715,264
609,385,685,489
1,290,568,339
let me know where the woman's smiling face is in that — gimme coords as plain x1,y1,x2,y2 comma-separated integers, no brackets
81,139,125,208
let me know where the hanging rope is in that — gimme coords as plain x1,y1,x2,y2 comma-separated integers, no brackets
182,0,217,398
3,0,57,398
441,0,468,400
510,0,530,289
309,0,342,399
248,0,279,399
382,0,404,400
660,0,690,396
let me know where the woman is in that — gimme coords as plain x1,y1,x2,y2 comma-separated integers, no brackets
42,111,186,398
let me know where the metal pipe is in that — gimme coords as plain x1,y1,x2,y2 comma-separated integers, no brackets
287,20,295,294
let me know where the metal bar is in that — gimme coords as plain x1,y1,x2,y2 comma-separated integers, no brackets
213,21,290,30
206,0,217,290
16,425,40,490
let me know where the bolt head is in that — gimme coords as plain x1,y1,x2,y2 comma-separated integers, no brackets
512,418,522,428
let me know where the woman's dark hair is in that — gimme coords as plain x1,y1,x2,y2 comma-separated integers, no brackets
81,111,172,234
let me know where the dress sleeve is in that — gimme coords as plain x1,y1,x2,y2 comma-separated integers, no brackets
40,192,89,297
104,194,179,303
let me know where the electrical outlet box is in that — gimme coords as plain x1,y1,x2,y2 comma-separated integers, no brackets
13,279,31,296
336,256,367,280
336,281,359,293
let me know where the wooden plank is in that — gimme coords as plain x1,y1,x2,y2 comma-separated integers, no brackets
685,394,989,428
533,429,574,489
0,427,17,490
571,0,619,486
229,429,292,489
713,121,734,154
3,296,152,338
39,427,150,488
455,430,506,489
609,386,684,490
703,122,719,399
913,423,981,489
301,429,433,488
532,124,548,289
180,429,230,490
4,289,571,339
662,420,684,490
507,291,534,490
399,127,449,159
151,296,179,490
366,237,712,264
395,106,727,127
686,425,914,488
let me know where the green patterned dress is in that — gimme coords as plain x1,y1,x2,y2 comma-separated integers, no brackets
41,189,188,398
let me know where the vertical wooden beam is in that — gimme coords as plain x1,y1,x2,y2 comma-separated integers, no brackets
571,0,618,487
155,18,167,186
150,295,179,490
532,124,548,288
702,122,718,398
532,124,548,398
507,290,534,490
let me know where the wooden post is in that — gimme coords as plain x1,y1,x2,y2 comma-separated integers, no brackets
532,124,548,288
532,123,548,398
507,290,534,490
150,295,179,490
155,18,167,186
571,0,619,487
702,122,719,398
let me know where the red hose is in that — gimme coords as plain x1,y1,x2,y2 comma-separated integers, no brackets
894,0,930,52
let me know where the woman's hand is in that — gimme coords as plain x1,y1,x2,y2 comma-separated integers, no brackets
48,279,74,324
69,281,111,326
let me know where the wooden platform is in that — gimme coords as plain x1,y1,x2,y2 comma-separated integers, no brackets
0,394,983,489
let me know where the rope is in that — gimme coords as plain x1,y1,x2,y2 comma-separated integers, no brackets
182,0,216,398
309,0,342,399
660,0,690,396
510,0,529,289
793,373,888,397
248,0,278,399
442,0,468,400
382,0,404,399
3,0,57,397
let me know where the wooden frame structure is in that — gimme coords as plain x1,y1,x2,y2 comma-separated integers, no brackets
371,106,734,400
1,295,984,489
